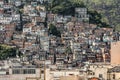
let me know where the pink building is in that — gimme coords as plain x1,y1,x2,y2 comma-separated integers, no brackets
111,41,120,65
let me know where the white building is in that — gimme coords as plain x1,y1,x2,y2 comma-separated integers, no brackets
0,17,12,24
75,8,89,22
0,66,41,80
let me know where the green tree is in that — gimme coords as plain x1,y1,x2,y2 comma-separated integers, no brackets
88,10,102,24
115,24,120,32
88,10,110,27
48,24,61,37
0,44,20,60
48,0,111,28
51,0,85,16
65,46,72,55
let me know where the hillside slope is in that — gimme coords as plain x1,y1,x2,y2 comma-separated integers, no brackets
70,0,120,30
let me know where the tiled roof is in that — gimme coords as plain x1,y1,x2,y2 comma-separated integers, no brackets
24,23,35,28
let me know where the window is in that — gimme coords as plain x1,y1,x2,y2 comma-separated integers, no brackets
29,69,35,74
13,69,36,74
12,69,21,74
99,74,103,78
23,69,28,74
23,69,36,74
113,74,115,79
41,70,44,74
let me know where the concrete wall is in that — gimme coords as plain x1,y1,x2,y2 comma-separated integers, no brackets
89,65,109,80
60,75,82,80
108,73,120,80
45,69,80,80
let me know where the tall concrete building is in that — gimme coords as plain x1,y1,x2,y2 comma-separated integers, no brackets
75,8,89,22
111,41,120,65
